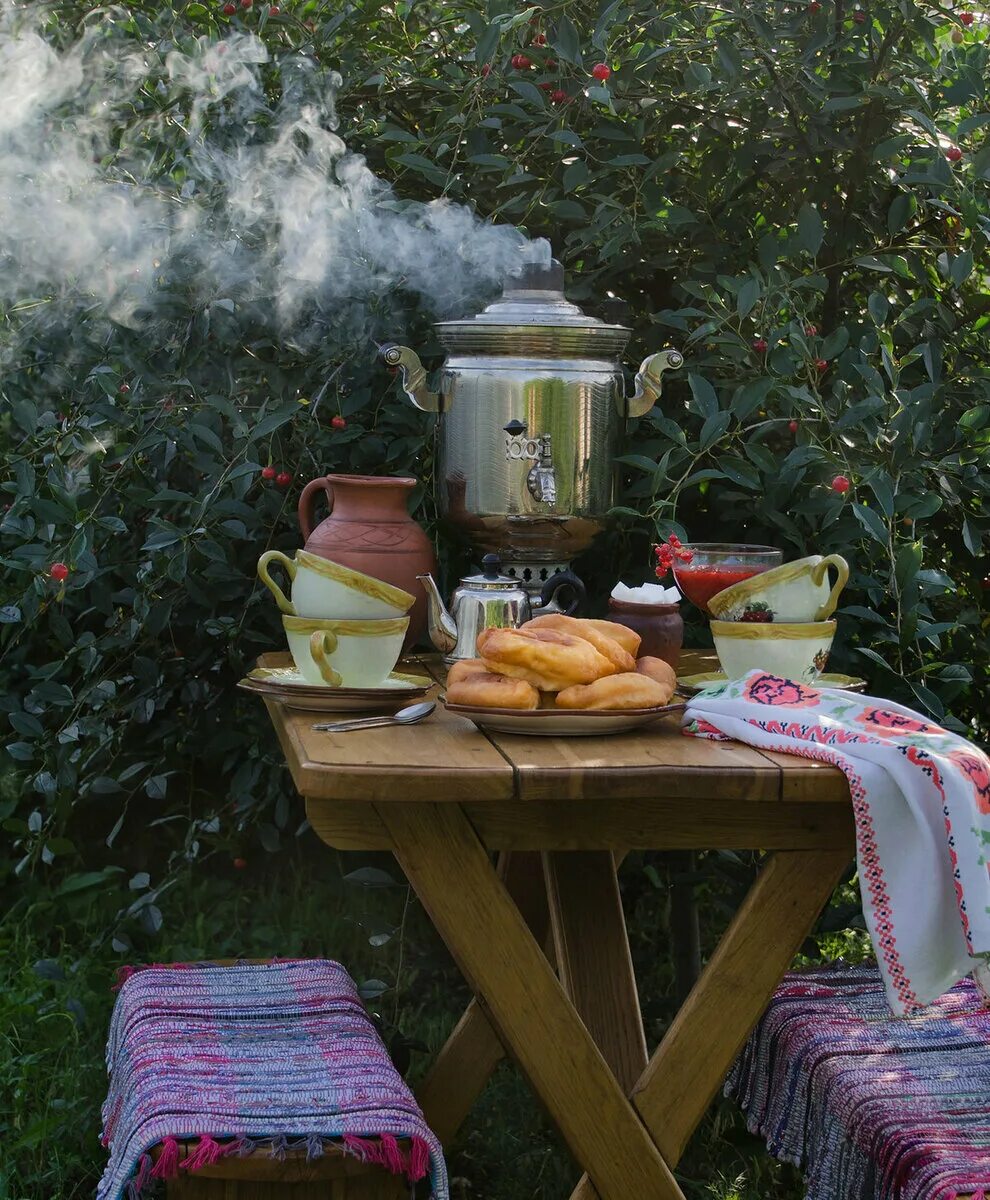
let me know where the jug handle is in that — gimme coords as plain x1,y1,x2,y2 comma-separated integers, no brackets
538,569,586,616
812,554,850,620
298,477,333,541
622,349,684,419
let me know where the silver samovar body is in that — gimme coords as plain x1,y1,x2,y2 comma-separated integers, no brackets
381,251,681,603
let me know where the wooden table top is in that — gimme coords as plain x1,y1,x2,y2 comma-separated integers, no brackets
258,650,850,807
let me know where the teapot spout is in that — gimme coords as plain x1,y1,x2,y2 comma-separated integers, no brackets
624,349,684,419
418,574,458,654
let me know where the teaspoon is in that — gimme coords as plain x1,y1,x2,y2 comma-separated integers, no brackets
312,700,436,734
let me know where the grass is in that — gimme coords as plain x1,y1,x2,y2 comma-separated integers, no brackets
0,840,821,1200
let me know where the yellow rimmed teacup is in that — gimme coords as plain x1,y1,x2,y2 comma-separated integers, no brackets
282,614,409,688
711,618,836,685
708,554,849,623
259,549,415,620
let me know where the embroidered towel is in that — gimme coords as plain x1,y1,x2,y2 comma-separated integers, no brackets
684,671,990,1015
98,959,448,1200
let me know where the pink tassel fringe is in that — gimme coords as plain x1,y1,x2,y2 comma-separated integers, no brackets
181,1135,225,1171
150,1136,180,1180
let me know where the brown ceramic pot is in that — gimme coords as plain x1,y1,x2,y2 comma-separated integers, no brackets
298,474,436,648
607,597,684,668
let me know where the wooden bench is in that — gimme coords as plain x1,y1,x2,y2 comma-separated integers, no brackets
727,964,990,1200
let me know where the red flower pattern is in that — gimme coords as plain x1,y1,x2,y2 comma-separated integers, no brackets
743,673,821,708
855,707,937,737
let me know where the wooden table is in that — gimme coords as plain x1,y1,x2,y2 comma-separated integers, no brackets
260,651,855,1200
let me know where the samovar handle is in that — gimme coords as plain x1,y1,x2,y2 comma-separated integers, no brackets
623,349,684,419
380,344,442,413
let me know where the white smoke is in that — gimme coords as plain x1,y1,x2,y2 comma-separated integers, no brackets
0,8,531,346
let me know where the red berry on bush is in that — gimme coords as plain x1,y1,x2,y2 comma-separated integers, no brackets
946,146,963,162
49,562,70,582
982,575,990,590
804,323,818,336
852,9,866,21
789,420,799,433
752,337,768,353
550,89,568,104
261,465,277,480
808,1,822,11
233,857,247,869
222,2,236,10
331,415,347,430
119,382,130,394
481,63,491,77
815,358,829,372
960,10,974,23
276,471,292,489
546,58,557,68
538,80,553,91
831,475,850,494
532,32,546,45
240,0,252,7
511,54,532,69
592,63,611,81
269,3,279,11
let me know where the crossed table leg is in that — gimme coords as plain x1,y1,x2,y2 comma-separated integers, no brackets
375,801,850,1200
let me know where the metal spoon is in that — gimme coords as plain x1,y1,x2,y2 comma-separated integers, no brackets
312,700,436,734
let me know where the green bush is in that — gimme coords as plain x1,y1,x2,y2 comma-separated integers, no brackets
2,0,989,934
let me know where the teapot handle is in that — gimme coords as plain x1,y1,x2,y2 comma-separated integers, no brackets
298,476,333,541
538,569,585,616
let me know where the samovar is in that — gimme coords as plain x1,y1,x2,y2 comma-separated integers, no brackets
381,249,681,606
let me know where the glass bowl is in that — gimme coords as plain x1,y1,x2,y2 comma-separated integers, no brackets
671,544,783,615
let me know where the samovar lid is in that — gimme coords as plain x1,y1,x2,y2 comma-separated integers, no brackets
435,242,630,358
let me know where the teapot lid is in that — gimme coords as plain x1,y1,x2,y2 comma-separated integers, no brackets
460,553,526,590
436,244,630,359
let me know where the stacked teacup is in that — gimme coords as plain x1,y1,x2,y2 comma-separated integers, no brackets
257,549,416,688
707,554,849,684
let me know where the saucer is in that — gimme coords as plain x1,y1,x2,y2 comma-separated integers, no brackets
676,671,867,696
441,697,685,737
238,667,433,712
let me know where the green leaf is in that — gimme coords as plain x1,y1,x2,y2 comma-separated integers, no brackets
698,410,731,451
56,868,124,897
562,160,589,191
868,292,889,325
963,516,983,555
509,80,546,106
796,204,824,256
887,193,914,235
895,541,923,592
687,373,719,419
682,62,712,91
344,867,401,888
852,503,889,545
553,14,583,65
950,251,974,287
736,278,760,318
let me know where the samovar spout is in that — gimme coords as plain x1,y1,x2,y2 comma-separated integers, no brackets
417,573,459,654
381,344,442,413
625,349,684,419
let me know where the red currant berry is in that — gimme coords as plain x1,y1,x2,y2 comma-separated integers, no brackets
538,80,553,90
982,575,990,590
946,146,963,162
808,1,822,11
240,0,252,8
49,562,69,582
668,534,682,548
481,63,491,77
788,420,799,433
804,323,818,336
960,10,974,23
550,89,568,104
752,338,768,353
831,475,850,494
546,58,557,68
119,382,130,394
815,359,829,373
532,32,546,45
276,471,292,489
592,63,611,81
852,9,866,21
269,3,279,11
261,466,277,480
222,2,236,11
233,857,247,869
511,54,532,69
331,415,347,430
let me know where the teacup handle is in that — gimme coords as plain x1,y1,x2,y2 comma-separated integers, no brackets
812,554,850,620
309,631,342,687
257,551,297,616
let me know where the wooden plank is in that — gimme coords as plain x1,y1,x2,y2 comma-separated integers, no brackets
543,852,647,1092
415,852,549,1144
377,802,685,1200
467,798,854,851
305,799,393,850
632,847,852,1164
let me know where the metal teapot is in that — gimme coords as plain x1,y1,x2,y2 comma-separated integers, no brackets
419,553,581,665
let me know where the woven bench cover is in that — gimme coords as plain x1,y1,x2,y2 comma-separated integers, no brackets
97,959,448,1200
726,963,990,1200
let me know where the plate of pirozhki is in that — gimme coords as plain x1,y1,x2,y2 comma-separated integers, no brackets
442,614,685,737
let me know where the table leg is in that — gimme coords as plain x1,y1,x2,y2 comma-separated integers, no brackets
566,846,850,1200
415,851,548,1144
543,851,647,1093
377,802,683,1200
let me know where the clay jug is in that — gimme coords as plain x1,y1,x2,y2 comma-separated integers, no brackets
297,474,436,648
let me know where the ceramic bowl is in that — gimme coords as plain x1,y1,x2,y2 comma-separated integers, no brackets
259,549,415,620
283,615,409,687
708,554,849,623
710,619,836,684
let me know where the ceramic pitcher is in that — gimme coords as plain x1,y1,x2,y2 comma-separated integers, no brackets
297,474,436,647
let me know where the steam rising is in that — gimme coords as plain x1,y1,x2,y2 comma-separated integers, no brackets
0,9,532,350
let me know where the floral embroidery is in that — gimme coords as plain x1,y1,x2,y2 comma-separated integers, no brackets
856,707,938,737
946,748,990,817
743,673,821,708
